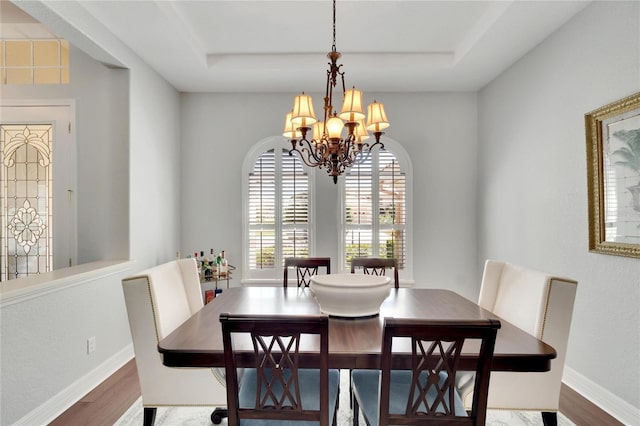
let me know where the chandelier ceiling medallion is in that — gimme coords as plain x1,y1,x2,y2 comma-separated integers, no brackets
283,0,390,184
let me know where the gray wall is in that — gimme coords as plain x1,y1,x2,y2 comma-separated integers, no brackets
0,45,133,425
1,44,129,264
179,92,480,299
478,1,640,417
1,1,182,423
9,0,183,270
3,0,639,423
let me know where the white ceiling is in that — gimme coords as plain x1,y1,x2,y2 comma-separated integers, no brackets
4,0,590,93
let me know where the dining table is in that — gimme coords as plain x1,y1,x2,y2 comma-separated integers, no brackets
158,286,556,372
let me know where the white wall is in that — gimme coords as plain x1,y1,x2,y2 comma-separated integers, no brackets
129,59,182,268
1,45,129,264
1,1,182,423
180,92,480,299
478,1,640,421
11,0,182,271
7,0,639,424
0,261,135,425
1,45,133,425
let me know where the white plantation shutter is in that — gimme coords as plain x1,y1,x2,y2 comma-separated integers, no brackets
344,148,406,270
378,150,406,267
248,149,276,269
247,146,311,278
345,155,373,263
281,150,310,259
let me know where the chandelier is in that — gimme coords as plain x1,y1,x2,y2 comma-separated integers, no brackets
283,0,390,184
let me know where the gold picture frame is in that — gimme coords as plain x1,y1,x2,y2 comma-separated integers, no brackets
585,92,640,258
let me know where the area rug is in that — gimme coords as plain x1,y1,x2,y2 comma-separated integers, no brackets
115,371,575,426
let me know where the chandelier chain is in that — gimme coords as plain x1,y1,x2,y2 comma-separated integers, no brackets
332,0,337,52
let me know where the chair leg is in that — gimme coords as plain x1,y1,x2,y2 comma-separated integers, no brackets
210,407,228,424
352,395,360,426
349,369,353,408
542,411,558,426
143,407,156,426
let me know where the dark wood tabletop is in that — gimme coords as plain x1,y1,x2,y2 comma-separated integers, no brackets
158,287,556,372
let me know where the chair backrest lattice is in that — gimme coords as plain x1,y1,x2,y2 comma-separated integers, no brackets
379,318,501,425
220,313,331,426
351,257,399,288
283,257,331,287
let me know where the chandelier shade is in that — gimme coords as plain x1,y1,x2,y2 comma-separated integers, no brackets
326,115,345,139
282,112,302,140
283,0,390,184
366,101,390,132
311,121,326,141
339,87,365,123
291,93,317,128
354,119,370,142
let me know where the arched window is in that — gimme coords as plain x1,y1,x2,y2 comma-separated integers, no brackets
341,140,412,281
242,137,315,282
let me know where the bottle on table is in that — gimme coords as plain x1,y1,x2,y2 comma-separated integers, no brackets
203,249,213,280
194,251,201,275
219,250,228,277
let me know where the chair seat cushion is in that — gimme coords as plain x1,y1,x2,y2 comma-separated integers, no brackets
238,368,340,425
351,369,466,425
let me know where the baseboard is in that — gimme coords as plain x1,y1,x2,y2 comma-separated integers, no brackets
13,344,135,426
563,366,640,425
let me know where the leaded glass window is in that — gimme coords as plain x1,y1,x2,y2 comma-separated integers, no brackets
0,124,53,280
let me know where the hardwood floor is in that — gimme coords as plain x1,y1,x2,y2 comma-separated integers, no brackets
49,359,140,426
559,384,623,426
51,358,622,425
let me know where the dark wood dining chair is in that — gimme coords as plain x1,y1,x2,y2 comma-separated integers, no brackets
351,317,501,426
219,313,340,426
283,257,331,287
350,257,399,288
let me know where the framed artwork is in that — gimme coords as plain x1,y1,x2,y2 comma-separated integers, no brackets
585,92,640,258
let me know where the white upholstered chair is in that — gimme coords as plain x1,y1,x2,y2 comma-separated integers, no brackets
122,258,228,426
459,259,577,426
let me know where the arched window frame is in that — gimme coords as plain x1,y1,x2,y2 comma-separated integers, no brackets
241,136,316,284
339,137,413,283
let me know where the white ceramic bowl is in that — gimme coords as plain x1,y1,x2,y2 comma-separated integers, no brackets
309,273,392,317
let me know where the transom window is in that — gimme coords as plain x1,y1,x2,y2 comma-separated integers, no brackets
1,39,69,85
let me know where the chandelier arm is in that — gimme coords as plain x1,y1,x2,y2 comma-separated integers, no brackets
342,148,359,168
370,131,386,148
290,139,328,168
368,140,385,151
340,138,353,162
341,135,359,163
313,141,330,164
291,147,324,169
